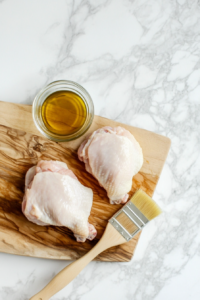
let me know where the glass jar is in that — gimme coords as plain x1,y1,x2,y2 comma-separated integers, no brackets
32,80,94,142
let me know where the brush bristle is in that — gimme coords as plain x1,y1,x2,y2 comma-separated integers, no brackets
130,190,162,220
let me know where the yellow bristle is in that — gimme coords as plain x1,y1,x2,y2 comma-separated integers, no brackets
130,190,162,220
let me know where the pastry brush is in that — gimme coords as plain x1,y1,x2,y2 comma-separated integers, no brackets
30,189,162,300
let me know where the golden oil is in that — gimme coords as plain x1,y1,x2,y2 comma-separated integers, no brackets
41,90,87,135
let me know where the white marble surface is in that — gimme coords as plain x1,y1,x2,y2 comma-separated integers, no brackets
0,0,200,299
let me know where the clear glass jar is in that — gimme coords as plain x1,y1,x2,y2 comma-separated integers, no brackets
32,80,94,142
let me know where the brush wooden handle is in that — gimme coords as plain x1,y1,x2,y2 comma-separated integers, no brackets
30,223,126,300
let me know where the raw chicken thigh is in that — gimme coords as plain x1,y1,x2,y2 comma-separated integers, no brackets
22,160,97,242
78,126,143,204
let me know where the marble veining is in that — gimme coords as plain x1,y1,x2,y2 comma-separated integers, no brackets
0,0,200,299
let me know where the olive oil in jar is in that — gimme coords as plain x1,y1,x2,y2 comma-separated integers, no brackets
41,91,87,135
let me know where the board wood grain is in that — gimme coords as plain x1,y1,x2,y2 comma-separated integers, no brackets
0,101,170,261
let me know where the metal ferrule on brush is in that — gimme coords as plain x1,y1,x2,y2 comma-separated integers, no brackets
109,200,149,242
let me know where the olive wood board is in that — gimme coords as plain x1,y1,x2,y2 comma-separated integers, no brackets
0,101,171,262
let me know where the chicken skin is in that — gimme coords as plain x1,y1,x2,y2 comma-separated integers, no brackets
78,126,143,204
22,160,97,242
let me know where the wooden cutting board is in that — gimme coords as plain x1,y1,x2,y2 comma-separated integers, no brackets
0,101,170,262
